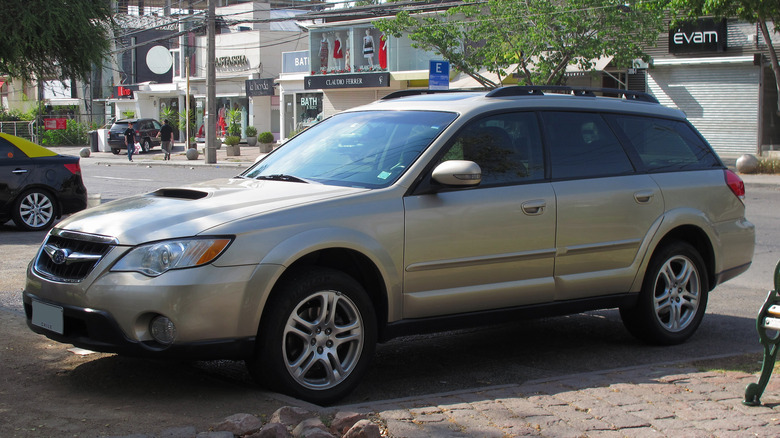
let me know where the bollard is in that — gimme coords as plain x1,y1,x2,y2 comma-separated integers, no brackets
87,193,101,209
743,259,780,406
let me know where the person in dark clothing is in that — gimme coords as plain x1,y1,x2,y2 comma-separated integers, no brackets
124,122,136,162
157,119,174,160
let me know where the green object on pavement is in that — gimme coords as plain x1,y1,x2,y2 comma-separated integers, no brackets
743,259,780,406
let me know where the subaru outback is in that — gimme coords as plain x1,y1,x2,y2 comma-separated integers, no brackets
24,86,754,404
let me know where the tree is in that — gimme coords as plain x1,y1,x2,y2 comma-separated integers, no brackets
663,0,780,115
0,0,113,83
375,0,665,87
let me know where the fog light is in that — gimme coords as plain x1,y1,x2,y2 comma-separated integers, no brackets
150,316,176,345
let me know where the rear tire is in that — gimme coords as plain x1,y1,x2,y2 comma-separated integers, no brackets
620,241,708,345
12,189,57,231
111,148,120,155
247,267,376,405
141,139,151,153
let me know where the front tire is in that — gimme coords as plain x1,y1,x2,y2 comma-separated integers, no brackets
141,139,151,153
620,241,708,345
111,148,120,155
12,189,57,231
247,267,376,404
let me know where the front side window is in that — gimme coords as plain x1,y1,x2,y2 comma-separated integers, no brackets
541,111,634,180
242,110,457,188
609,115,719,171
439,112,544,186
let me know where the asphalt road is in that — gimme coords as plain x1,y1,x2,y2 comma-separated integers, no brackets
1,158,778,410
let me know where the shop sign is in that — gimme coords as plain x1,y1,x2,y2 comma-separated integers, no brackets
283,51,310,73
669,18,726,54
44,118,67,130
300,96,319,109
216,55,249,69
114,85,138,99
304,72,390,90
246,78,274,97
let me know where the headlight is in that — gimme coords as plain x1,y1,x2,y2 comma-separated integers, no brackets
112,237,232,277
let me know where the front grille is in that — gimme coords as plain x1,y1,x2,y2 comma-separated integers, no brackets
34,231,116,283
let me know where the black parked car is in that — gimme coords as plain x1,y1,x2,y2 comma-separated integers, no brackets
0,133,87,231
107,118,162,154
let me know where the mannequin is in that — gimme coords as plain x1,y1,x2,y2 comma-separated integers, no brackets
319,34,329,72
363,29,374,67
333,33,343,70
378,32,388,70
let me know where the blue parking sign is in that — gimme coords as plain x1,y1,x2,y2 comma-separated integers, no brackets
429,60,450,90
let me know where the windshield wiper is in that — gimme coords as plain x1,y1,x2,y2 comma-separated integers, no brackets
254,174,309,183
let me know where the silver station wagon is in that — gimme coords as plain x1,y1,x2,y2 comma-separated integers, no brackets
24,86,755,404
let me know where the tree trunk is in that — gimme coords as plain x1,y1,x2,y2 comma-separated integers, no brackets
759,20,780,116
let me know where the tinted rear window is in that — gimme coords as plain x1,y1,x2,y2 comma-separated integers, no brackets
609,115,719,171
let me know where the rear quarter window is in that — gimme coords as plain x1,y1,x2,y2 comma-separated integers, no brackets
608,115,720,171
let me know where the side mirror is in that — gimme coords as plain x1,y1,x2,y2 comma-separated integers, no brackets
431,160,481,187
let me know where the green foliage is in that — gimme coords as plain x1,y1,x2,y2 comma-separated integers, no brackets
39,119,90,146
375,0,665,87
223,135,240,146
122,111,136,119
0,0,112,82
179,107,196,136
258,131,274,143
245,126,258,137
227,108,242,136
159,107,179,131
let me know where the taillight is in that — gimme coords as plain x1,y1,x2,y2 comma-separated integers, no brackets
724,169,745,200
64,162,81,175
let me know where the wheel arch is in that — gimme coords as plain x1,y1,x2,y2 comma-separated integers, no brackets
651,225,716,292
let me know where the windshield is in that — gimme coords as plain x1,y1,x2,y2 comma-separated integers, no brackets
242,110,457,188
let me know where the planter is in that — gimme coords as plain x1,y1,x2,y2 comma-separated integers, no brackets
259,142,274,153
246,136,257,146
226,144,241,156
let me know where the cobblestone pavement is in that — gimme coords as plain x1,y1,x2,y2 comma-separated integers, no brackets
339,361,780,437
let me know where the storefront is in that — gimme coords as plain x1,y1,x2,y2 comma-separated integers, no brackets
644,18,779,156
277,22,438,140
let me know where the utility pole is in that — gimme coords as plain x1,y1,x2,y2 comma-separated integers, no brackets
205,0,217,163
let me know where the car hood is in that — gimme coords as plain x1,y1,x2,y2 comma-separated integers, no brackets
55,178,367,245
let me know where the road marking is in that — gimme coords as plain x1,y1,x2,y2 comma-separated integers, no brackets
92,176,155,182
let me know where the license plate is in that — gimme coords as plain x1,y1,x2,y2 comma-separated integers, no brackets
32,300,64,334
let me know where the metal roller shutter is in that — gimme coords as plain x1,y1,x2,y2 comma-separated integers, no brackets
647,63,759,156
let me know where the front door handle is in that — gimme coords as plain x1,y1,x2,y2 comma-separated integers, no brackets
522,199,546,216
12,168,29,174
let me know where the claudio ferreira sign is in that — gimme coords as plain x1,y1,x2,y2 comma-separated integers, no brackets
304,72,390,90
669,18,726,54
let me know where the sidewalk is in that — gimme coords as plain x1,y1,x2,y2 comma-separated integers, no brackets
349,356,780,437
58,142,267,168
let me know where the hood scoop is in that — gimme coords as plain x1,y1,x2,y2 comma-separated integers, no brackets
150,188,209,200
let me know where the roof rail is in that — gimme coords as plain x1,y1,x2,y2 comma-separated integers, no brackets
486,86,659,103
380,89,478,100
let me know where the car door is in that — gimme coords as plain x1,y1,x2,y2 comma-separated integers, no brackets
540,111,664,301
403,112,556,318
0,137,32,211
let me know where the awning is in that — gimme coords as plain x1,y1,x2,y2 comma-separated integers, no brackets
390,70,429,81
450,65,518,89
0,79,5,89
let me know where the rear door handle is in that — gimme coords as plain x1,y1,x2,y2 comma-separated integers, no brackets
521,200,546,216
634,190,654,204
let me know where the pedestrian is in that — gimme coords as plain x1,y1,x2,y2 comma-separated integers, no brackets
124,121,136,162
157,119,174,160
